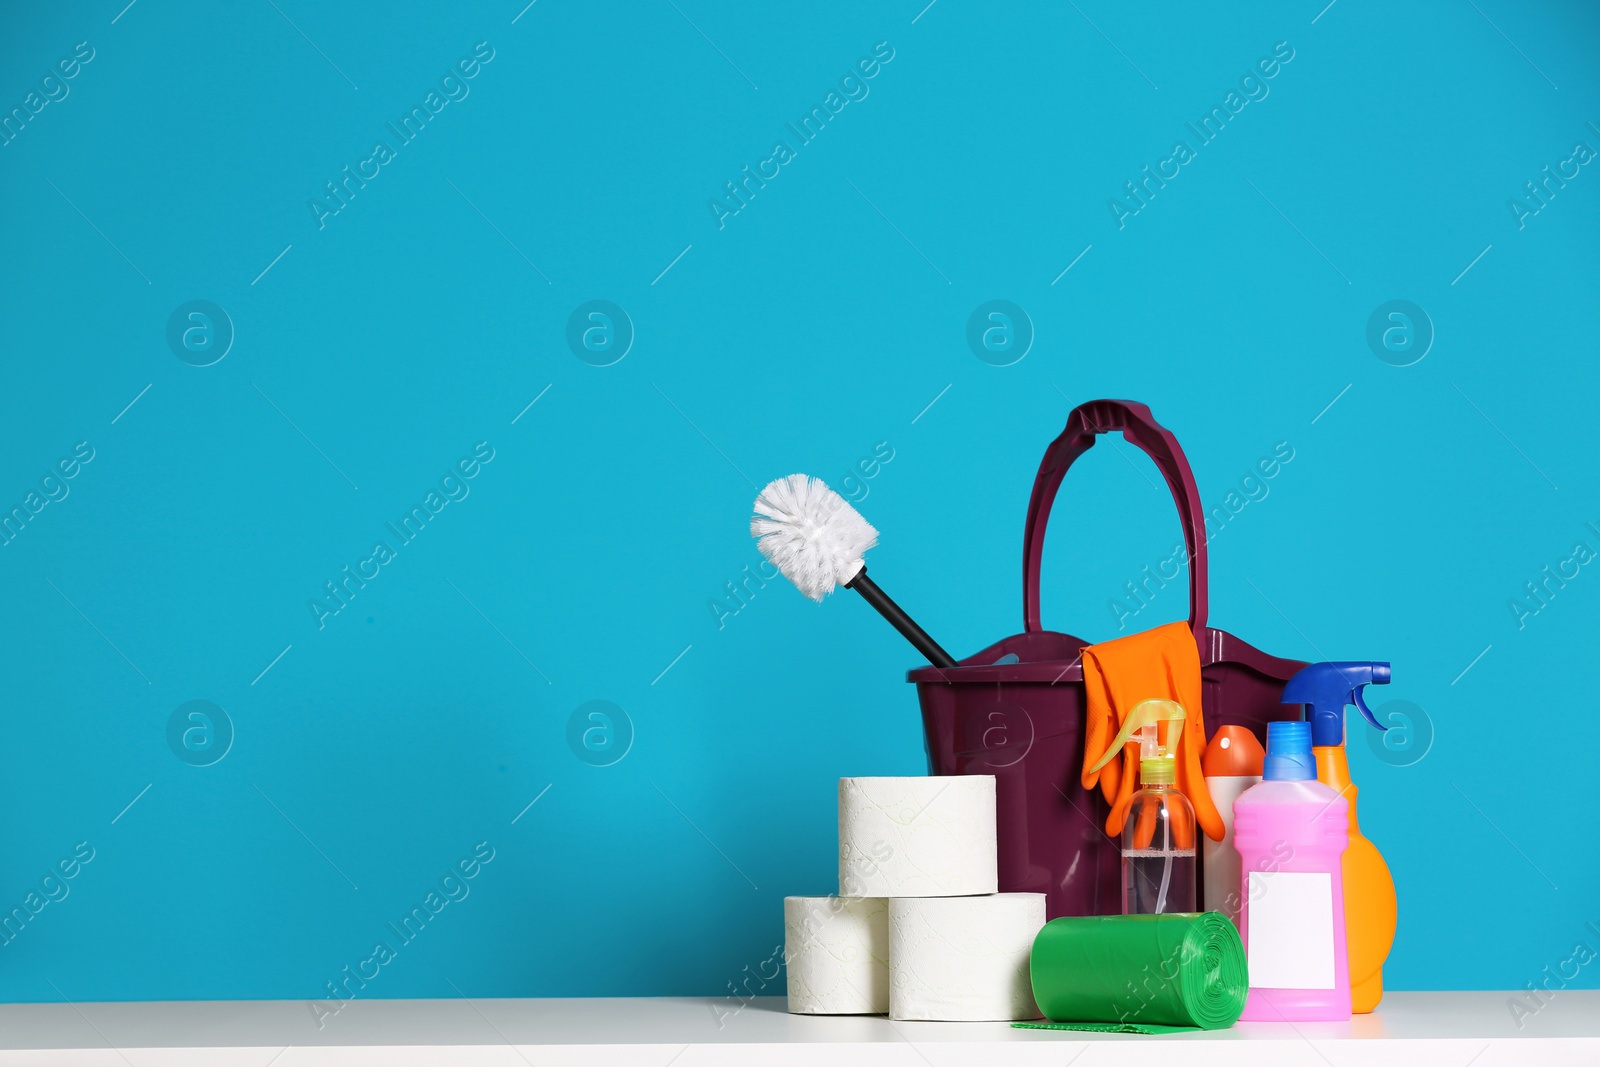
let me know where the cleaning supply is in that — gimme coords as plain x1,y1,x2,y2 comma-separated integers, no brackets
785,896,890,1014
1282,661,1396,1014
888,894,1046,1020
752,474,958,668
902,399,1307,920
787,774,1007,1017
1201,726,1265,927
1234,721,1350,1021
1088,699,1196,914
1081,621,1223,844
837,776,997,897
1020,912,1247,1032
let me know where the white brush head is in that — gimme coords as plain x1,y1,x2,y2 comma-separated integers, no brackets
750,474,878,602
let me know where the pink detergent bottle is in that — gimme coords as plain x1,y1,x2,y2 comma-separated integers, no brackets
1234,720,1351,1022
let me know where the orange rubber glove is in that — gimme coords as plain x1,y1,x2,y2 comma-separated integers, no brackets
1080,620,1223,842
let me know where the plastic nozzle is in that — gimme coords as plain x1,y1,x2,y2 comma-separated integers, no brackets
1281,661,1393,748
1201,725,1265,777
1088,699,1187,784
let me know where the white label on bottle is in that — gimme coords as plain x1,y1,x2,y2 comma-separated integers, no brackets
1246,871,1336,989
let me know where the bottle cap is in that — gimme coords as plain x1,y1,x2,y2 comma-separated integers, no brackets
1139,756,1176,786
1262,720,1316,781
1201,725,1265,777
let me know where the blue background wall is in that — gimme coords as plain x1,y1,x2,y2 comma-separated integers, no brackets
1,0,1597,1007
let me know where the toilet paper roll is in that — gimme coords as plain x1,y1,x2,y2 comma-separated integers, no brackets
837,776,997,897
784,896,889,1014
888,894,1046,1021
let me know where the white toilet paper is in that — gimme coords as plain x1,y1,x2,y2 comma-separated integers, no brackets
888,893,1045,1021
837,776,997,897
784,896,889,1014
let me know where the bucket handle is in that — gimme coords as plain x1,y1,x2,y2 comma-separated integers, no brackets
1022,399,1208,637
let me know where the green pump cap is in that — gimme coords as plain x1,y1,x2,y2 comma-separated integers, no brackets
1140,755,1176,786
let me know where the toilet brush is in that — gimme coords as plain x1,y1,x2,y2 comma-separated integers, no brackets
750,474,958,669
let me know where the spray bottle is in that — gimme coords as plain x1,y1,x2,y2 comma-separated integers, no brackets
1282,661,1395,1014
1088,700,1195,915
1201,725,1265,928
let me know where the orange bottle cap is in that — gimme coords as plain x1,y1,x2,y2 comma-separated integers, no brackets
1202,725,1265,777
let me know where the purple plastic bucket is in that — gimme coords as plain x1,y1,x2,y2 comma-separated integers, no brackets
908,400,1306,919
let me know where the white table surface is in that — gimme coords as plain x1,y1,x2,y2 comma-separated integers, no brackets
0,991,1591,1066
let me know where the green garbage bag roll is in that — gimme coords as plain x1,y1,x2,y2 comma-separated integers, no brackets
1013,1020,1198,1035
1025,912,1247,1031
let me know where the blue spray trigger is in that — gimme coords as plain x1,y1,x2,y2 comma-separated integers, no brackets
1351,683,1385,732
1282,661,1392,747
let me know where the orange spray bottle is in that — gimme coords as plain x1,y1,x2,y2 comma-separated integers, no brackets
1281,662,1395,1014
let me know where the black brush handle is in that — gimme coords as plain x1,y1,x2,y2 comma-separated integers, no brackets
846,568,959,670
